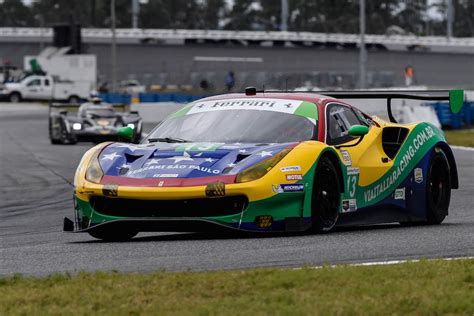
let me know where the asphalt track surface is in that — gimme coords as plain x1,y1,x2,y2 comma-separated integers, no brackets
1,103,473,276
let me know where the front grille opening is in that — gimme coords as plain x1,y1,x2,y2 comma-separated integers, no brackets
90,195,248,218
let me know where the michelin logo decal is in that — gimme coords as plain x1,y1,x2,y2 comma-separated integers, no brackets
272,184,305,193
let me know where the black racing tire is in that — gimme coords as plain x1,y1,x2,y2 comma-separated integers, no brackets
49,119,68,145
426,147,451,224
88,229,138,242
9,92,21,103
311,156,341,233
49,120,63,144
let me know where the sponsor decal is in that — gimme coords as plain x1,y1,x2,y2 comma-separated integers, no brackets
280,165,302,172
394,187,405,200
175,143,224,152
152,173,179,178
414,168,423,184
363,125,436,203
102,184,118,197
205,182,226,197
286,174,303,181
347,167,360,175
342,199,357,213
188,98,304,116
272,184,304,193
340,150,352,166
128,164,221,176
158,181,165,187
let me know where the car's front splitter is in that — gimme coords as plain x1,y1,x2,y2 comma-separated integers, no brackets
68,191,311,234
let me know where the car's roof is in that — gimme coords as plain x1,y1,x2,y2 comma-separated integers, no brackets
198,92,341,107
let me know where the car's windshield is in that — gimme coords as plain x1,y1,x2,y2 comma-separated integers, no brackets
85,106,115,118
146,105,317,143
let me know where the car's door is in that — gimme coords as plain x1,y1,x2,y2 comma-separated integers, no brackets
22,77,43,99
325,103,392,206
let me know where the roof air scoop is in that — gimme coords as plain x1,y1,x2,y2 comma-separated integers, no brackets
245,87,257,96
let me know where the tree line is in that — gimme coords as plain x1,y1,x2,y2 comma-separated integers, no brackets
0,0,472,37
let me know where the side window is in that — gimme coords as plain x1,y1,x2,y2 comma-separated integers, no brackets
44,79,50,86
326,104,363,145
27,79,41,87
353,107,376,127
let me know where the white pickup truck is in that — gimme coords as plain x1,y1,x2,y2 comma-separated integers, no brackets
0,75,91,103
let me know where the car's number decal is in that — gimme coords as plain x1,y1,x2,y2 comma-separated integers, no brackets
347,175,357,198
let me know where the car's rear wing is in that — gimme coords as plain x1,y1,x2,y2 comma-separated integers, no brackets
245,88,465,123
317,90,464,123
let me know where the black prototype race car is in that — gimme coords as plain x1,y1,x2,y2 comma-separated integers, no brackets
49,99,142,144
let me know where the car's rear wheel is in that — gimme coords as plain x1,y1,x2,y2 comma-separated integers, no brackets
311,156,341,232
426,147,451,224
68,95,80,104
88,229,138,241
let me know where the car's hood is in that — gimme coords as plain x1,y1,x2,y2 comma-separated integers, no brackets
98,142,294,179
4,82,21,90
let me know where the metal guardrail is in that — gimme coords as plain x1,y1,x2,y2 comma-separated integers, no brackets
0,27,473,53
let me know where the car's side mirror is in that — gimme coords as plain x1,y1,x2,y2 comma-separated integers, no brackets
336,125,369,149
118,126,133,141
348,125,369,137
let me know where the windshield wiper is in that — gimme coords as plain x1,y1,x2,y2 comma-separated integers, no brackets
147,137,190,143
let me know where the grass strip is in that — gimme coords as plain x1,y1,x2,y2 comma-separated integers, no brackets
445,129,474,147
0,259,473,315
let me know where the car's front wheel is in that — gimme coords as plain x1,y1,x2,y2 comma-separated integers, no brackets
311,156,341,232
88,228,138,242
426,147,451,224
9,92,21,103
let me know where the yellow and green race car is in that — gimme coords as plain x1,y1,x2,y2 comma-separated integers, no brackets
64,88,464,241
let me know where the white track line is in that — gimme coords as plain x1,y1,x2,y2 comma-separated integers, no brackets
292,256,474,270
451,145,474,152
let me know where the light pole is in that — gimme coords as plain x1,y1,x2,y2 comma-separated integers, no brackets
111,0,117,93
446,0,453,40
358,0,367,89
281,0,288,31
132,0,139,28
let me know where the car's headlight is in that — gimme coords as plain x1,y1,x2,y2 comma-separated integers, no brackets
85,150,104,184
127,123,135,129
73,123,82,130
236,148,292,183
